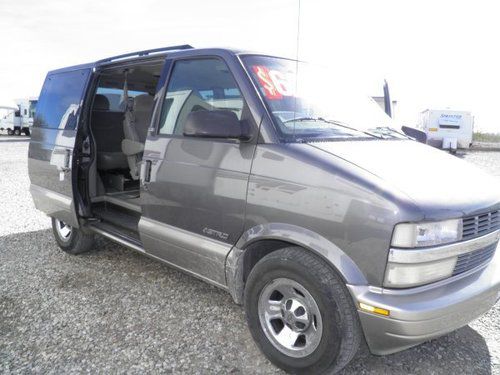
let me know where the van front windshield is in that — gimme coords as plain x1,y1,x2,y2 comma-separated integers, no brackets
243,55,406,142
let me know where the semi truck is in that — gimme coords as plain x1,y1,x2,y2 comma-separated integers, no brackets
0,97,38,136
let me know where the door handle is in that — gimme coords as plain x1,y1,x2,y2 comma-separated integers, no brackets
51,147,71,172
62,149,71,171
144,160,152,182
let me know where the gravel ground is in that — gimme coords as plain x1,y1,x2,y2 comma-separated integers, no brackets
0,138,499,374
460,151,500,177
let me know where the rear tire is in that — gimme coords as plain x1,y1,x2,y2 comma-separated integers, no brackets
13,128,21,136
244,247,362,374
7,129,13,135
51,217,94,254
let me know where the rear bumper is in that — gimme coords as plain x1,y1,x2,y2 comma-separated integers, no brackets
347,243,500,355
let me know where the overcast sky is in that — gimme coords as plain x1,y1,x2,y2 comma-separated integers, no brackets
1,0,499,132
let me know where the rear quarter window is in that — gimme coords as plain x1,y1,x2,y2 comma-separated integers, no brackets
34,69,90,129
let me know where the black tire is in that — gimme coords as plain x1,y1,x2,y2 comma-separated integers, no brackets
24,129,30,136
7,129,13,136
13,128,21,136
244,247,362,374
51,217,94,254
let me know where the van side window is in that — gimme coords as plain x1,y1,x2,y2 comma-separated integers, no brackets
158,58,245,135
95,87,148,112
34,70,89,129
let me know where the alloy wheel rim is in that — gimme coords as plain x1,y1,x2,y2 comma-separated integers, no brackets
55,219,72,241
258,277,323,358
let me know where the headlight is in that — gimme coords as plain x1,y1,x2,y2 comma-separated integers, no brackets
384,257,457,288
386,218,463,288
391,219,462,248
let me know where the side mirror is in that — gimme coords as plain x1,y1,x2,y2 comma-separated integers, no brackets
183,110,251,140
401,125,427,144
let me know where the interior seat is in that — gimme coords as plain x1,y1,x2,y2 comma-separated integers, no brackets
173,90,213,134
122,94,154,180
94,94,110,111
91,94,128,171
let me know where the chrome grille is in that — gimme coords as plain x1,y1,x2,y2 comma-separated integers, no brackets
462,210,500,240
452,242,497,276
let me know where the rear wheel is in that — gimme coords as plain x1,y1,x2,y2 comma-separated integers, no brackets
13,128,21,136
51,217,94,254
7,129,13,135
244,247,362,374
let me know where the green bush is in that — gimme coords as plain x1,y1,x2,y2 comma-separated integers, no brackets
473,132,500,142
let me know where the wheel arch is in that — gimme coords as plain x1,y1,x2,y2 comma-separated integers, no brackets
225,223,368,304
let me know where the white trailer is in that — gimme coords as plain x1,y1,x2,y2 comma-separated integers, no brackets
0,106,18,135
418,109,473,151
0,97,38,135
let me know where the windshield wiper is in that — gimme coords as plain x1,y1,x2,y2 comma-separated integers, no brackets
283,116,323,124
283,116,410,141
367,126,410,139
283,116,377,138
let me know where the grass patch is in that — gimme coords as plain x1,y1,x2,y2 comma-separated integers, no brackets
473,132,500,142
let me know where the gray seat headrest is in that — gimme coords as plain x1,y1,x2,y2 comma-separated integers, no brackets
133,94,154,112
93,94,110,111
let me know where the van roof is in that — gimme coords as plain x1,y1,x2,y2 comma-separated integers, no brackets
421,109,472,115
95,44,195,64
47,45,260,75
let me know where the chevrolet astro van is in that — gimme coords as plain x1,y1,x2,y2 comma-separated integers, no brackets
28,45,500,374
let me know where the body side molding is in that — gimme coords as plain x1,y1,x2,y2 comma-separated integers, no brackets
139,216,231,286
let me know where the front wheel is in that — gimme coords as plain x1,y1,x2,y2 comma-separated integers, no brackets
51,217,94,254
244,247,362,374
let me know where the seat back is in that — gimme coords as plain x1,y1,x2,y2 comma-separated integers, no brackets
123,94,154,179
91,94,128,170
123,94,154,143
93,94,110,111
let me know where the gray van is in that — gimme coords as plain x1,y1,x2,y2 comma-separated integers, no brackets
28,45,500,374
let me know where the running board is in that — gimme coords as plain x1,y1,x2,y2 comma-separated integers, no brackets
91,194,141,213
88,222,145,253
87,220,229,293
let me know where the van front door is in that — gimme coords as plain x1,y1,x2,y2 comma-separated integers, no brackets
139,56,258,287
28,66,93,227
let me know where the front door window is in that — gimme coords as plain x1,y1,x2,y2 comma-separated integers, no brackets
158,58,246,136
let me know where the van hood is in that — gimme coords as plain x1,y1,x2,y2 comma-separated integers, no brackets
309,140,500,218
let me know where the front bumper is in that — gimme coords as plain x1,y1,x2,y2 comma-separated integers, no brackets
348,241,500,355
